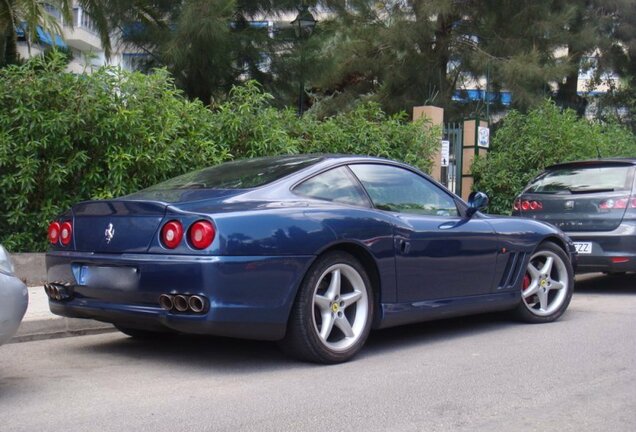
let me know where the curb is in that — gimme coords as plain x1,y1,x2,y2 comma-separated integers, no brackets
11,317,116,343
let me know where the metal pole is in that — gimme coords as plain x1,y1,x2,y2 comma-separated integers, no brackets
486,62,490,124
298,41,304,116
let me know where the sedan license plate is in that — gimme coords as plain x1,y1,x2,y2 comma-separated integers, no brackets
573,242,592,254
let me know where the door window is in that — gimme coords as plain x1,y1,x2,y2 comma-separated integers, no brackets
349,164,458,216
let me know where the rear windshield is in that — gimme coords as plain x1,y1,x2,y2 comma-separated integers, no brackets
525,165,635,194
143,155,323,191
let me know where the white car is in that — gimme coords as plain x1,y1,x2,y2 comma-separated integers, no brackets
0,245,28,345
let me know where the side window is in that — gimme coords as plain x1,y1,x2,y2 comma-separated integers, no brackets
293,167,369,207
349,164,458,216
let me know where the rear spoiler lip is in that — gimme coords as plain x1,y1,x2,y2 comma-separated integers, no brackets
72,199,169,217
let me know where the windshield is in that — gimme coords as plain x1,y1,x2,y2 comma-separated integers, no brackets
526,165,635,194
143,155,323,191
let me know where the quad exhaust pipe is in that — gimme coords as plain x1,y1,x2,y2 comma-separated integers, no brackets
189,295,206,313
44,283,71,301
159,294,208,314
158,294,174,310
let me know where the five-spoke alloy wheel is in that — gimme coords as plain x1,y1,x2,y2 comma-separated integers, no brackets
282,252,373,364
515,242,574,323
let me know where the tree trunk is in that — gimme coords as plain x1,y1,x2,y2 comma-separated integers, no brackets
433,14,457,109
555,49,588,116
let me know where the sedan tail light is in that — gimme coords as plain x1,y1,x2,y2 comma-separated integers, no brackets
188,220,215,249
515,199,543,212
60,221,73,246
48,222,61,244
161,220,183,249
599,197,636,210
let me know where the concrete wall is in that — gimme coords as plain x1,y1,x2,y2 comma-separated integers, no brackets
11,253,46,286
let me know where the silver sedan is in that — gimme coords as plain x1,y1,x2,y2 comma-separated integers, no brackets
0,245,28,345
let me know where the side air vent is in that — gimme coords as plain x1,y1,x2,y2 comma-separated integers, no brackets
498,252,527,289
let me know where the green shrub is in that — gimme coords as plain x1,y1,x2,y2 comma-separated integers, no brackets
210,83,438,173
0,54,438,251
0,55,227,251
472,101,636,215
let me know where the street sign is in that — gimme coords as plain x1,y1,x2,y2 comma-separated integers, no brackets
478,126,490,148
440,140,450,167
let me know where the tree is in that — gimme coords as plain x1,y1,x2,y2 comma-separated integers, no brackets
1,0,69,66
588,0,636,131
308,1,587,117
306,0,636,119
0,1,114,66
105,0,311,105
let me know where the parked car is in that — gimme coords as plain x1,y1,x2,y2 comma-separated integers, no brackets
513,158,636,274
46,155,575,363
0,245,29,345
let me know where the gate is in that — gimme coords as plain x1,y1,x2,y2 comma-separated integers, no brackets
442,122,463,194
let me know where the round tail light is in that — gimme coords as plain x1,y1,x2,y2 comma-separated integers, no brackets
161,220,183,249
60,221,73,246
188,220,215,250
48,222,61,244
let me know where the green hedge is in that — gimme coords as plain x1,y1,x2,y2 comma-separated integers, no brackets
0,54,438,251
472,101,636,215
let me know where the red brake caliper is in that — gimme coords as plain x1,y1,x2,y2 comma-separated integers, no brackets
522,273,531,291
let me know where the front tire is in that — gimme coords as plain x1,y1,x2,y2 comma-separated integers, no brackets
514,242,574,323
281,252,374,364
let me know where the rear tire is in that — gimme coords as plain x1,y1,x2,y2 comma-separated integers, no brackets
281,251,374,364
514,242,574,323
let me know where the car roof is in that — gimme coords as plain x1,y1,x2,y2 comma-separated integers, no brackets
246,153,394,163
545,158,636,170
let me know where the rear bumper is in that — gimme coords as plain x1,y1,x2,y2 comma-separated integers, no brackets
0,272,29,345
46,251,314,340
567,222,636,273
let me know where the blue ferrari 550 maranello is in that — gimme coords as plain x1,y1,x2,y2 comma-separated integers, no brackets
46,155,576,363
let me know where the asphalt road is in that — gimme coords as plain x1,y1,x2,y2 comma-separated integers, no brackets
1,274,635,432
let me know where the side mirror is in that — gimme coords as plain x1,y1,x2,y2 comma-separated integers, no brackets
466,191,489,218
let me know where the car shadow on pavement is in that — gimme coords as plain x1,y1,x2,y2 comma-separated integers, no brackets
362,312,513,357
574,273,636,294
73,333,302,373
70,312,516,370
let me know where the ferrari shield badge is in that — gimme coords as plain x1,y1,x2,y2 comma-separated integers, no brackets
105,223,115,244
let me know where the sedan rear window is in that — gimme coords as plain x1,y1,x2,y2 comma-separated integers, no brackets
143,155,323,191
526,165,635,194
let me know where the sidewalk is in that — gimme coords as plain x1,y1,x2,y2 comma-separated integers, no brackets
10,286,115,343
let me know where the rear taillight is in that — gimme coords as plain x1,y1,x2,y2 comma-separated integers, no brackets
161,220,183,249
48,222,61,244
517,199,543,212
188,220,215,249
60,221,73,246
599,197,635,210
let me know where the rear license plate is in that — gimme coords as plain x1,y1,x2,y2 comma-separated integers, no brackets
573,242,592,254
78,265,139,290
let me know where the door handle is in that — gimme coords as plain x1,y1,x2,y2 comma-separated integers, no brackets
399,239,410,254
438,221,457,230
